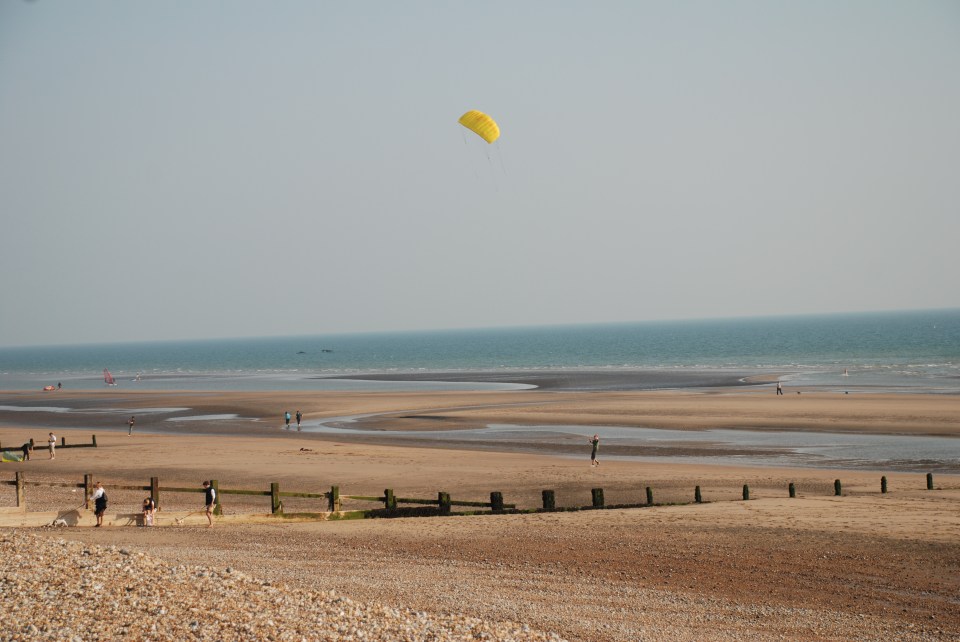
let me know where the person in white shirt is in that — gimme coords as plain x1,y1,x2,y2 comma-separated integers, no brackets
90,482,107,527
48,432,56,459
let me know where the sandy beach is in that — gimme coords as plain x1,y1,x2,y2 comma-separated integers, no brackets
2,386,960,640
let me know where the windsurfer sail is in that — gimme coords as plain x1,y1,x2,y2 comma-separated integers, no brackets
103,369,117,386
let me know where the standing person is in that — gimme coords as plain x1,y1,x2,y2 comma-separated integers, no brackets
57,382,62,390
776,381,783,395
284,411,291,430
589,434,600,467
90,481,107,527
142,497,156,527
48,432,56,459
295,410,302,431
128,415,136,435
21,440,33,461
202,480,216,527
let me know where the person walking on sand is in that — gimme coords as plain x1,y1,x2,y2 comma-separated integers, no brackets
776,381,783,395
589,434,600,467
296,409,302,431
48,432,56,459
90,481,107,527
128,415,136,435
284,411,291,430
203,480,216,527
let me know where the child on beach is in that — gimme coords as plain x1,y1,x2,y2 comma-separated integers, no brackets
142,497,156,526
284,411,292,429
48,432,56,459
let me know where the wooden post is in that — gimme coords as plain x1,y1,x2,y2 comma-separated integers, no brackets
834,479,842,496
695,486,702,504
151,477,160,507
384,488,396,509
270,482,281,514
329,485,341,512
15,472,25,508
61,436,66,447
84,474,93,509
490,491,504,513
212,479,222,516
742,484,750,501
926,473,934,490
92,435,97,448
645,486,653,506
541,489,556,511
438,492,451,516
788,482,796,498
591,488,604,508
881,476,887,494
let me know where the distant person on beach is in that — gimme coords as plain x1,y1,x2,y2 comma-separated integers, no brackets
296,410,302,431
203,480,216,527
21,440,33,461
128,416,136,436
57,382,62,390
48,432,56,459
589,434,600,467
90,481,107,527
776,381,783,395
142,497,156,527
284,411,291,430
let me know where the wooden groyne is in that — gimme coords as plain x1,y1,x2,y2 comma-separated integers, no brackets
0,435,98,452
0,472,945,527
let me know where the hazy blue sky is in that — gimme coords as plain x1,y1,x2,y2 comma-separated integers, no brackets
2,1,958,347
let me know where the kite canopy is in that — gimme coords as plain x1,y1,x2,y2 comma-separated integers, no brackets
458,110,500,143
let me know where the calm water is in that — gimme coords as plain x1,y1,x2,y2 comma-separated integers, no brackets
1,309,959,392
305,420,960,474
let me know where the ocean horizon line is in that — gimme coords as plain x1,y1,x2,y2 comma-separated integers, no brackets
3,306,958,351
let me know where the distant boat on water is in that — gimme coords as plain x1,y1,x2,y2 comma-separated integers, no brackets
321,349,333,353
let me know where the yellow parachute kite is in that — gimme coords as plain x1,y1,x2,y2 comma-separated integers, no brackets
458,110,500,144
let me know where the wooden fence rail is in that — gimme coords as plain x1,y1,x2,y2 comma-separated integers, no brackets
0,473,945,522
0,435,98,451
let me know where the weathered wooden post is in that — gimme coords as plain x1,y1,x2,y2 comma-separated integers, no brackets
15,471,25,508
541,489,556,510
695,486,702,504
270,482,281,514
742,484,750,501
881,476,887,494
591,488,605,508
384,488,396,509
646,486,653,506
926,473,934,490
150,476,160,507
61,436,66,447
438,492,451,516
788,482,796,498
92,435,97,448
490,491,504,513
329,486,341,512
84,474,93,509
211,479,222,515
834,479,842,496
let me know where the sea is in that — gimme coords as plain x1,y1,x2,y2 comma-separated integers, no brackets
1,309,959,393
